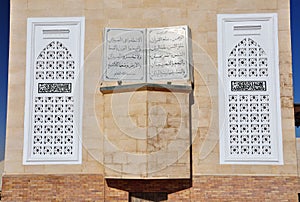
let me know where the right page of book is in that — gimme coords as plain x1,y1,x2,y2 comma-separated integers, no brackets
147,25,190,82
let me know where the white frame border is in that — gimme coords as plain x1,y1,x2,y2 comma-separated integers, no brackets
23,17,85,165
218,13,283,165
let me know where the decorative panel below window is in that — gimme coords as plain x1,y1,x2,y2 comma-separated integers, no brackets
23,17,85,164
218,14,283,164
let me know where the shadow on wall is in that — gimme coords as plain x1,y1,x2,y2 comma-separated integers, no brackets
106,178,192,201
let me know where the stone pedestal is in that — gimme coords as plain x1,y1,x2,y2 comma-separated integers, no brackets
100,83,192,179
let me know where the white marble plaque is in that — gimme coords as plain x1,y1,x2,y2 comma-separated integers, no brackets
147,26,190,82
103,26,190,82
103,28,146,81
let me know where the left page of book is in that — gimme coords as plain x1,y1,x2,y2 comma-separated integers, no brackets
103,28,146,82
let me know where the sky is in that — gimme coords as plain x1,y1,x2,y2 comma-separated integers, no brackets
0,0,9,161
290,0,300,137
0,1,300,160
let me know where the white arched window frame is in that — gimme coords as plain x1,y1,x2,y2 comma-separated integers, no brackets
218,13,283,164
23,17,85,164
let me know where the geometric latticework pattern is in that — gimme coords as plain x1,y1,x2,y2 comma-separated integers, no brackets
226,38,272,158
31,41,76,158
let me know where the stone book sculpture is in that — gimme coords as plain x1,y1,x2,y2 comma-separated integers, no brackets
102,25,191,83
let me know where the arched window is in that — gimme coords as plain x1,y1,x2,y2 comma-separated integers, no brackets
23,17,84,164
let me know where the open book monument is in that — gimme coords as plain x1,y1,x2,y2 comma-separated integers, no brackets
102,25,192,83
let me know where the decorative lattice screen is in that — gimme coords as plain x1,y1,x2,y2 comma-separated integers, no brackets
218,14,283,164
23,17,84,164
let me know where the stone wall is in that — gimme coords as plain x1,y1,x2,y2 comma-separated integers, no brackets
5,0,295,177
2,174,300,201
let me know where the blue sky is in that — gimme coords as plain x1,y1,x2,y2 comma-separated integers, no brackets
0,0,9,161
0,1,299,160
291,0,300,137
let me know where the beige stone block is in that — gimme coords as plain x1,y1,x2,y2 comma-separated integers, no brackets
217,0,238,11
82,161,103,173
122,0,143,8
278,18,290,32
208,31,217,43
104,0,123,8
164,104,182,116
279,63,293,74
206,12,217,32
111,116,135,128
85,9,105,20
136,140,147,153
177,151,190,164
167,139,190,155
156,128,178,142
142,0,162,8
147,136,162,153
122,8,145,19
159,0,185,8
5,128,24,150
44,164,82,174
24,165,45,174
282,131,296,143
129,91,147,104
112,152,128,164
83,137,102,150
85,0,104,9
148,104,167,116
280,73,293,87
147,91,167,103
161,8,182,21
156,151,178,165
278,31,291,51
104,153,113,164
4,161,24,174
276,164,298,175
104,164,122,177
104,8,130,19
137,115,147,128
4,149,23,162
105,139,124,152
196,96,212,108
281,118,294,130
32,8,85,18
107,19,143,28
28,0,62,9
11,0,28,10
122,162,147,177
279,52,292,66
280,87,293,98
6,100,25,129
8,66,26,86
166,116,181,128
281,107,294,119
197,108,212,127
262,0,278,10
148,126,157,138
166,93,180,105
62,0,85,9
118,139,137,152
86,148,103,163
281,96,293,108
109,105,130,118
278,0,289,9
168,164,190,178
121,124,147,138
233,0,256,11
175,127,190,140
148,115,167,128
104,117,118,128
